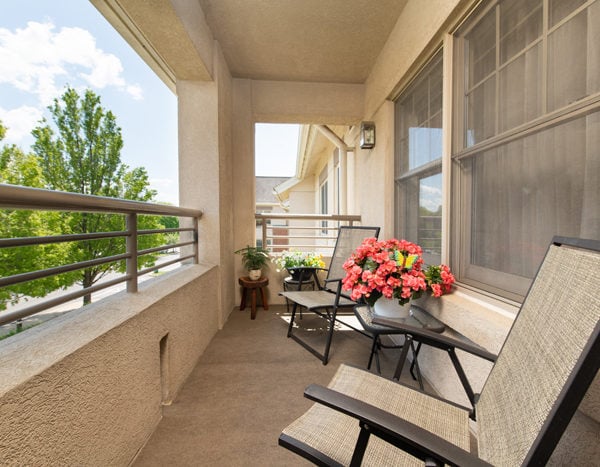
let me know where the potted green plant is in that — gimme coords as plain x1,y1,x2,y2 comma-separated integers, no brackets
273,250,326,280
235,245,270,280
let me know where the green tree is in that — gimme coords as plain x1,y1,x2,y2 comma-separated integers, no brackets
0,122,75,309
30,87,163,304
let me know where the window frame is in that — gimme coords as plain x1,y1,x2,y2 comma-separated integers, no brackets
451,0,600,301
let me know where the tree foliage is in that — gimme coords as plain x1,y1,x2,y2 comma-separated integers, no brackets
1,87,165,307
0,130,75,308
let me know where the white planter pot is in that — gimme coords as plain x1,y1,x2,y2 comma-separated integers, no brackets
373,297,411,318
248,269,262,280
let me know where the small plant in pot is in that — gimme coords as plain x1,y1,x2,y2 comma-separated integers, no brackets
235,245,270,280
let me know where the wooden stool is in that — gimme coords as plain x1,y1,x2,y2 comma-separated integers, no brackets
238,276,269,319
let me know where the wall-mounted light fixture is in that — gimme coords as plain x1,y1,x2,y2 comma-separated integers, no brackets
359,121,375,149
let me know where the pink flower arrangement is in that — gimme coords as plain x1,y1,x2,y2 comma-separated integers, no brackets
342,237,455,306
424,264,455,297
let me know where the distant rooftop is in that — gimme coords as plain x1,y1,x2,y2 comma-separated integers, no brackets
255,176,289,204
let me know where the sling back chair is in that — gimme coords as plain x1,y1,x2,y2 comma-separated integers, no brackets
279,236,600,466
280,226,380,365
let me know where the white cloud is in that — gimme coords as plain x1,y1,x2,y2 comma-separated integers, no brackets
0,105,43,143
0,20,143,136
126,84,143,101
150,178,178,204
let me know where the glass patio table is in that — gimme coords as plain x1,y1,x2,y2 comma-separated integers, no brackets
356,304,445,387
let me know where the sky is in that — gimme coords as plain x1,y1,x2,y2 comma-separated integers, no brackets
255,123,299,177
0,1,300,205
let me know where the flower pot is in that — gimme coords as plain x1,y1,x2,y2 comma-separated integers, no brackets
373,297,411,318
287,269,302,281
248,269,262,280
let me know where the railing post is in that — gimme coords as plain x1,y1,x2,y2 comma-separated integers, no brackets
261,216,268,251
193,216,199,264
126,213,138,293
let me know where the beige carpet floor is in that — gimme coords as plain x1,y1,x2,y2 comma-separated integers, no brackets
133,305,429,466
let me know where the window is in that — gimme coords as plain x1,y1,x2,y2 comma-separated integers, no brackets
394,51,444,266
453,0,600,300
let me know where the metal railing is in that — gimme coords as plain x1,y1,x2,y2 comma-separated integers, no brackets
0,184,202,327
255,213,361,253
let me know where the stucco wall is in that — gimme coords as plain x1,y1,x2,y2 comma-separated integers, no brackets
0,265,219,466
365,0,467,116
215,42,236,325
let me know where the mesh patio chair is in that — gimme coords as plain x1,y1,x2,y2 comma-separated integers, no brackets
279,236,600,466
280,226,380,365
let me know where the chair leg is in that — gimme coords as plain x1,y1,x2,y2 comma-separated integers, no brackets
321,307,338,365
410,340,424,390
287,302,299,337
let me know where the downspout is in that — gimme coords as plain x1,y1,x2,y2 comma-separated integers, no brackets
315,125,352,215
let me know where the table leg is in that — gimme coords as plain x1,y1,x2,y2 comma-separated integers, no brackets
260,286,269,310
240,287,247,310
393,334,413,381
251,289,257,319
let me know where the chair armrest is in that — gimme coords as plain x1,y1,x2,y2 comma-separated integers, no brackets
305,384,492,467
373,317,497,362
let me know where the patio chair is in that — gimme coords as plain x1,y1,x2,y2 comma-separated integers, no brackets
279,236,600,466
280,225,380,365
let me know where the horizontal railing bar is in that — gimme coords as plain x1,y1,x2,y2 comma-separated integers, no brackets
0,185,202,329
138,241,193,256
267,235,339,240
0,228,195,248
138,254,195,276
264,226,341,231
256,213,360,221
138,227,194,235
268,244,335,250
0,252,131,288
0,230,127,248
0,184,202,218
0,275,130,326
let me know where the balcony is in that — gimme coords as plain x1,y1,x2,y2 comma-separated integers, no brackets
0,186,596,465
1,0,598,464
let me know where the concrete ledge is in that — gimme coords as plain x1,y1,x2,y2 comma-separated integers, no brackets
0,264,220,466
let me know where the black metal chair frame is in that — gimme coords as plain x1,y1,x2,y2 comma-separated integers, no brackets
280,226,380,365
279,236,600,465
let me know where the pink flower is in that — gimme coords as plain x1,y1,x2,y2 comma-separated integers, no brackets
431,283,443,297
342,237,454,306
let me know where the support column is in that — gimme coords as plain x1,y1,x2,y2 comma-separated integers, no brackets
177,80,220,265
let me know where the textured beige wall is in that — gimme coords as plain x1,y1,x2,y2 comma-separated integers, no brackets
0,266,219,466
251,80,364,125
231,79,256,305
177,43,236,327
215,42,236,325
365,0,466,116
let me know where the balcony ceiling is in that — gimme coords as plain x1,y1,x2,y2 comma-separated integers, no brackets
198,0,408,83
